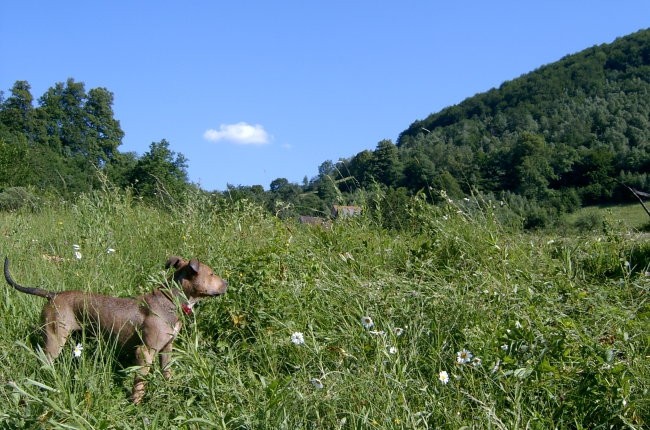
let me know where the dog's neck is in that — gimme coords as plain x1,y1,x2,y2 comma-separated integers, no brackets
159,286,194,315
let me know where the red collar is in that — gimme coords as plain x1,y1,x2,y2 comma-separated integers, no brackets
181,302,193,315
160,288,193,316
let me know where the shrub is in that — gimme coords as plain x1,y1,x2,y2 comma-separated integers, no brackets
573,209,605,232
0,186,40,212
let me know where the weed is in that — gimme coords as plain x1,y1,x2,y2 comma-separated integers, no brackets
0,188,647,428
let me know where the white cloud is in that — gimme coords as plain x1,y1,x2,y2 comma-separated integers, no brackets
203,122,270,145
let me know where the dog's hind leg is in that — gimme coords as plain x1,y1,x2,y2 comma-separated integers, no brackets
131,345,155,404
41,302,79,360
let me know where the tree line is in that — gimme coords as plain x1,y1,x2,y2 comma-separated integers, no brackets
1,29,649,228
0,78,190,203
227,29,650,227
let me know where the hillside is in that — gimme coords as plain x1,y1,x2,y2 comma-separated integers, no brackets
385,29,650,204
313,30,648,212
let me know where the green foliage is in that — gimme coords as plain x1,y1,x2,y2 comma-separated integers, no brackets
1,189,647,428
0,187,41,212
128,139,191,205
371,139,402,187
0,136,29,187
0,78,197,201
369,29,650,214
4,29,650,223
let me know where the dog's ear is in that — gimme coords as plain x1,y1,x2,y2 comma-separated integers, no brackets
188,258,200,274
165,256,184,269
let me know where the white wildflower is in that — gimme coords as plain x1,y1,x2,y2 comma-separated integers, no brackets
72,244,82,260
438,371,449,384
456,349,473,364
291,332,305,345
361,316,374,329
73,343,83,358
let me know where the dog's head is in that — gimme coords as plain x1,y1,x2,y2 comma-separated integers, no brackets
165,256,228,300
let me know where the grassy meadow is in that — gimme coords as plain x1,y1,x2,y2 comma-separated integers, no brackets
0,187,648,429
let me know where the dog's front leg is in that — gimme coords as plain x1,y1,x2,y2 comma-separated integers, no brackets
131,345,155,404
159,341,174,379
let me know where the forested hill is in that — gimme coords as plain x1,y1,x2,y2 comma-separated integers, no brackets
383,28,649,205
1,29,649,228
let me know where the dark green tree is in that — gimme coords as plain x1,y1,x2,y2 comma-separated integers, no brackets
371,139,402,187
0,81,34,137
84,87,125,165
346,150,375,190
268,177,302,218
401,155,436,192
511,133,556,200
128,139,190,203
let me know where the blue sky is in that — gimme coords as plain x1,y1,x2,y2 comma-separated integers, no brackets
1,1,648,191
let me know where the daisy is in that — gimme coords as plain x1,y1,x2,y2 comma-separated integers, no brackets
389,346,397,354
361,316,374,329
291,332,305,345
73,343,83,358
72,244,82,260
456,349,473,364
438,370,449,384
394,327,404,337
472,357,482,367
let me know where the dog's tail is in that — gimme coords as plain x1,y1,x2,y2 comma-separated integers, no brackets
4,257,56,300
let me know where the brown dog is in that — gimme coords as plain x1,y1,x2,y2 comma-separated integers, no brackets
3,255,228,404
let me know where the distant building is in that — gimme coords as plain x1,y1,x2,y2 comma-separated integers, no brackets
331,205,362,218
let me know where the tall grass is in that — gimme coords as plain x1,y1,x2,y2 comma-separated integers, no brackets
0,187,648,429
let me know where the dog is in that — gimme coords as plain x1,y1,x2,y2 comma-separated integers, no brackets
3,255,228,404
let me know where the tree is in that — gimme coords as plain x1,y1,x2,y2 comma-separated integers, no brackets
0,136,28,187
511,133,556,200
37,79,124,166
38,79,86,153
268,177,302,218
84,87,125,165
371,139,402,187
128,139,190,203
401,155,436,192
346,150,375,190
574,146,616,203
317,176,338,204
0,81,34,137
224,184,267,206
105,151,138,188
